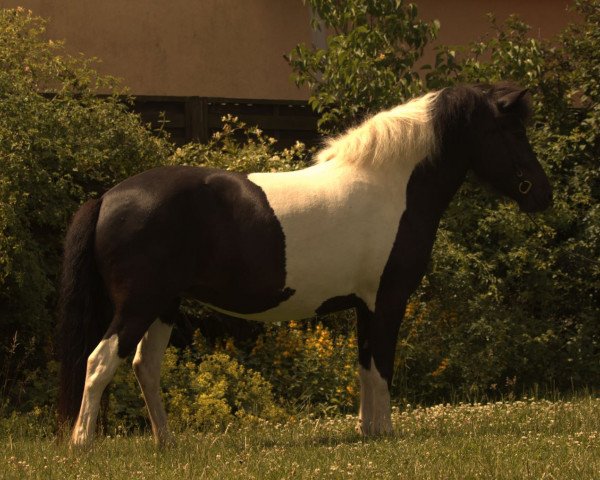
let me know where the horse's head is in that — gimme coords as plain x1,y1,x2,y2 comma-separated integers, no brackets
469,83,552,213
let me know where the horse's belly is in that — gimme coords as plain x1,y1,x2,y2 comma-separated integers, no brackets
194,208,389,322
204,297,324,323
198,250,362,322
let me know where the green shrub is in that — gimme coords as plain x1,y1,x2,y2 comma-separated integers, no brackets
0,8,171,404
250,320,358,413
162,334,285,430
167,114,309,172
101,333,285,433
287,0,438,132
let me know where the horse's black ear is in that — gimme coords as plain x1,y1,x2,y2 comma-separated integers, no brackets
497,88,529,112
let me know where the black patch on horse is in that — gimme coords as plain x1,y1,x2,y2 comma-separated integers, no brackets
358,84,549,381
95,166,295,356
315,294,367,316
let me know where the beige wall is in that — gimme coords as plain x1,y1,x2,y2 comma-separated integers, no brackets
418,0,575,65
2,1,576,99
3,0,314,99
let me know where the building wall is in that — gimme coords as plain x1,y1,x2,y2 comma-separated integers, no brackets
3,0,575,99
4,0,314,99
419,0,573,48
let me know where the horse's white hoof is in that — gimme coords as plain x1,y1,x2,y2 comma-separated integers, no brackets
357,420,393,437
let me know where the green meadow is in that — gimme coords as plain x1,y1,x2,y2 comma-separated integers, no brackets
2,397,598,479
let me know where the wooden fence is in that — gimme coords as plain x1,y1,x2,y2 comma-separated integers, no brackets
131,96,321,148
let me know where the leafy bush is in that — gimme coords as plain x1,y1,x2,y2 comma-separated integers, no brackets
0,8,171,403
0,6,315,423
149,333,285,431
103,332,285,433
0,7,313,426
104,318,358,433
287,0,438,132
167,114,310,173
250,320,358,413
163,347,285,430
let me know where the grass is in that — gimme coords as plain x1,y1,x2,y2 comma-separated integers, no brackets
1,397,599,479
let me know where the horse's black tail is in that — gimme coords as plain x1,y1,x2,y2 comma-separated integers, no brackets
57,198,110,431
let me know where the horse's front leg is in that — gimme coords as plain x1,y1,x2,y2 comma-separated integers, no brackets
132,318,173,447
355,301,404,436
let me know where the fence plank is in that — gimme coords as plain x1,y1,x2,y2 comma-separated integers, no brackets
130,95,320,148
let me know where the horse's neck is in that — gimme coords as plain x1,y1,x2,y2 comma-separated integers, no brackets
399,151,469,232
259,153,466,223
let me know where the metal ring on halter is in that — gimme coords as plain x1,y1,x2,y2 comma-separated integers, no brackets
516,169,523,178
519,180,532,194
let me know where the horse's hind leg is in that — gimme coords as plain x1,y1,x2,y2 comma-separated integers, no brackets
132,315,174,447
71,309,158,447
70,332,123,447
71,334,122,446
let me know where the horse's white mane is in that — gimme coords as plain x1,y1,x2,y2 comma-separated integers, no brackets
315,91,441,168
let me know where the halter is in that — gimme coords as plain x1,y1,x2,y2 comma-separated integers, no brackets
485,119,534,197
515,168,533,194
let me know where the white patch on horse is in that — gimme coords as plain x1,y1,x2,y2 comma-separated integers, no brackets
132,319,173,446
71,334,122,447
358,358,392,435
240,92,438,320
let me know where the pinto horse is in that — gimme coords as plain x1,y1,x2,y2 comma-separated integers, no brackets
58,83,552,447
